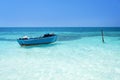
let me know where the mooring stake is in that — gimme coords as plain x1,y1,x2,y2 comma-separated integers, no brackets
101,30,105,43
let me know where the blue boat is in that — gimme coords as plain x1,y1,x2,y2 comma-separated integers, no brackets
17,33,57,46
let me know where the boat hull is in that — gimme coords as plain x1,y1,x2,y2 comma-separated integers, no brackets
17,35,57,46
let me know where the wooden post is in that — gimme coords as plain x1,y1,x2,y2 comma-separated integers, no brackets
101,30,104,43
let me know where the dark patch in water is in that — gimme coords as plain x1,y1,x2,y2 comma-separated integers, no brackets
58,35,81,41
0,32,120,42
104,33,120,37
0,38,16,41
57,33,101,41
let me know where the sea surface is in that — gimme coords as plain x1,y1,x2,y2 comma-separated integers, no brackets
0,27,120,80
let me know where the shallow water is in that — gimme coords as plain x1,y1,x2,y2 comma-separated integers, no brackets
0,27,120,80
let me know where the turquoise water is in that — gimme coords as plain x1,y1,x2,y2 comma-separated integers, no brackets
0,27,120,80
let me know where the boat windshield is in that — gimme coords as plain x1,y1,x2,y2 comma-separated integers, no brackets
43,33,55,37
20,36,29,40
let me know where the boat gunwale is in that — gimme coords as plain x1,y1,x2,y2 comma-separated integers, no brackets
17,35,57,41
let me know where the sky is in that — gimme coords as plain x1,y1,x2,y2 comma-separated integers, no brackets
0,0,120,27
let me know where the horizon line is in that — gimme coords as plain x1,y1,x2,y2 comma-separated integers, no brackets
0,26,120,28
